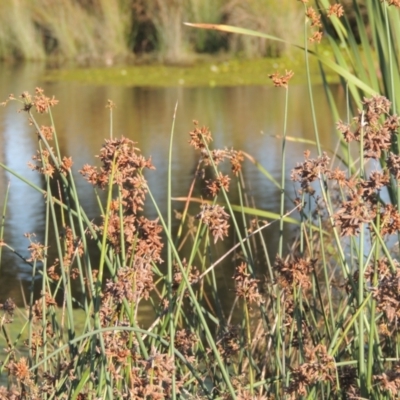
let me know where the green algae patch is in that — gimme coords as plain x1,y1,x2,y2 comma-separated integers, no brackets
43,55,338,87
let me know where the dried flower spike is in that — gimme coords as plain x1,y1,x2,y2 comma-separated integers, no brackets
327,4,344,18
383,0,400,7
268,70,294,89
196,204,230,243
188,120,213,150
34,87,58,114
106,99,116,109
306,6,322,28
309,31,323,43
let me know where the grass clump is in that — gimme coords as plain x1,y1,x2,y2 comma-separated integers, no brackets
1,84,400,398
2,1,400,399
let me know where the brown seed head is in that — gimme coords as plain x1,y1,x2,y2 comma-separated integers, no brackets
268,70,294,89
196,204,230,243
327,4,344,18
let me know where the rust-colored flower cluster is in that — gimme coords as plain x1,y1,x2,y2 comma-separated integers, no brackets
33,87,59,114
188,120,213,150
291,95,400,238
172,259,199,292
335,192,377,236
230,149,245,176
81,137,162,262
337,95,398,159
287,345,335,399
216,325,241,363
25,233,48,262
383,0,400,7
174,328,198,361
374,363,400,397
268,70,294,89
274,256,315,292
233,262,263,306
366,258,400,329
6,357,37,398
1,88,59,114
273,256,315,351
196,204,230,243
327,4,344,18
188,121,245,196
47,226,83,282
291,151,330,193
0,298,16,320
40,125,54,140
305,6,323,43
28,148,56,177
338,366,359,399
206,172,231,197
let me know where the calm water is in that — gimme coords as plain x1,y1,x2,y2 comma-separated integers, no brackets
0,63,346,309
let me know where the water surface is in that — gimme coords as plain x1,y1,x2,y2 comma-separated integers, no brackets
0,63,345,308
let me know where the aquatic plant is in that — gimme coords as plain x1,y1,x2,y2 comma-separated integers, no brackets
1,67,400,400
1,1,400,398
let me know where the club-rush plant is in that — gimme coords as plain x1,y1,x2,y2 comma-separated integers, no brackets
1,1,400,398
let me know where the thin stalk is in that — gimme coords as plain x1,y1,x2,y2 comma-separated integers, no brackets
244,301,254,395
357,110,366,397
167,102,178,400
40,183,52,375
278,85,289,257
48,108,62,163
96,153,118,301
145,179,237,398
302,3,321,155
118,186,126,267
108,101,114,139
0,182,10,271
237,178,254,264
358,224,366,396
366,219,380,392
30,325,211,398
329,293,373,357
383,1,396,112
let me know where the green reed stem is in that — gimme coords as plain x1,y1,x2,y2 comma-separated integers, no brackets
244,301,254,395
48,108,62,164
96,153,118,299
200,138,252,271
145,179,237,398
31,324,211,397
40,184,51,375
167,102,178,400
302,3,321,156
237,178,254,263
0,182,10,272
366,225,380,392
383,1,396,113
357,108,367,395
329,292,373,358
358,224,366,396
278,85,289,258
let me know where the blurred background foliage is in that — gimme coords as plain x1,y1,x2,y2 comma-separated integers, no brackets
0,0,313,64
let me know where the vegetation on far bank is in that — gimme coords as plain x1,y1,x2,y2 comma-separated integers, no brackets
42,51,339,87
0,0,305,64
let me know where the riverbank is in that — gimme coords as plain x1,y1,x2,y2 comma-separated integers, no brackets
43,50,339,88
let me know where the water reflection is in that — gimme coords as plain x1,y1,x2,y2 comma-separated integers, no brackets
0,63,346,307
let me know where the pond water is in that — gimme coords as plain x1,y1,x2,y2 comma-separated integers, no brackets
0,63,346,313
